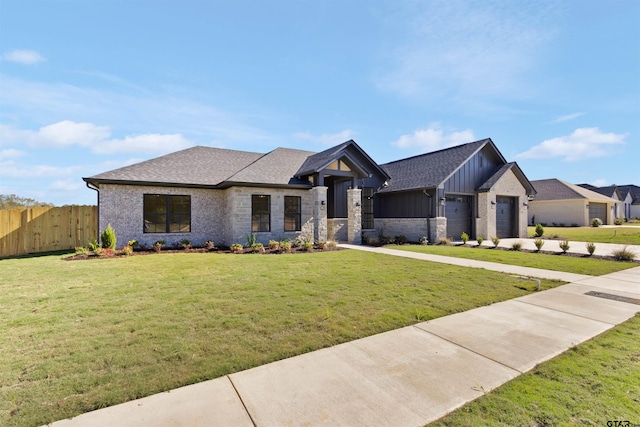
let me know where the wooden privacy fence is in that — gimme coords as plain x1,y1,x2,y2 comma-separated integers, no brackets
0,206,97,257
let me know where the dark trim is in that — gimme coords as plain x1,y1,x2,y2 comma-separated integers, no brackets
143,194,192,234
83,178,312,191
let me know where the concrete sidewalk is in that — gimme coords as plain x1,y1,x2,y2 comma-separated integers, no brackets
47,250,640,427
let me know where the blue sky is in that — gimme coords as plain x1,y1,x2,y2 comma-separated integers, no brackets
1,0,639,206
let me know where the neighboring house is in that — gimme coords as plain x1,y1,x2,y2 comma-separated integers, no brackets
579,184,640,220
528,179,618,226
83,138,536,247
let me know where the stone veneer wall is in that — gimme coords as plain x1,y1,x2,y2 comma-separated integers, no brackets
327,219,348,242
364,218,430,243
476,169,528,239
97,184,225,248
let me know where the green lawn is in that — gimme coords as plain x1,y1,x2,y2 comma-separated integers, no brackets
430,314,640,426
389,244,636,276
528,225,640,245
0,251,562,427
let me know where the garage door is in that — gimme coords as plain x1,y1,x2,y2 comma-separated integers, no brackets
496,196,515,238
589,203,607,224
445,196,471,240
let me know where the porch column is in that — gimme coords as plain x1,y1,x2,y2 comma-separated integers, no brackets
428,217,447,243
312,186,328,242
347,188,362,244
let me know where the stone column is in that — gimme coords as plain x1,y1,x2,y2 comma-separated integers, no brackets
312,186,328,242
428,217,447,243
347,188,362,244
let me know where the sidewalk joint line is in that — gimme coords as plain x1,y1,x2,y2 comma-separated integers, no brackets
226,375,258,427
512,299,618,325
411,324,523,374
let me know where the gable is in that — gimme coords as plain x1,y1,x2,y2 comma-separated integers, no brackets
532,179,617,202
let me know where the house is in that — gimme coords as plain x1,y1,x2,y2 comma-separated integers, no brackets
528,179,618,226
83,138,536,247
578,183,640,220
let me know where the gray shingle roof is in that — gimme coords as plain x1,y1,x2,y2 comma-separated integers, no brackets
226,147,315,186
378,139,491,193
531,179,616,202
296,140,353,176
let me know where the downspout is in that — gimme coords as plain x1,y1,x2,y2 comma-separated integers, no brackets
85,181,100,241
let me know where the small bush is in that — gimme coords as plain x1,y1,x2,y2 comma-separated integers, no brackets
394,235,408,245
534,238,544,251
476,236,484,246
127,239,139,248
326,241,337,249
245,233,257,247
88,239,100,252
314,241,328,250
75,246,89,255
180,239,192,251
511,241,522,251
251,243,265,253
203,240,215,251
364,236,380,246
100,224,117,250
419,236,429,245
230,243,243,254
121,245,133,256
559,240,570,253
534,223,544,238
379,235,394,245
153,240,166,253
279,240,292,253
591,218,603,227
437,237,451,245
491,237,500,248
614,217,625,225
301,241,314,252
611,246,636,261
586,241,596,256
460,232,469,245
268,240,279,250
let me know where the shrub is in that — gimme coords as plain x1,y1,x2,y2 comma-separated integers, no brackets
268,240,279,250
511,241,523,251
314,241,328,250
121,245,133,256
611,246,636,261
534,223,544,238
437,237,451,245
491,237,500,248
230,243,243,254
419,236,429,245
395,235,408,245
460,232,469,245
476,236,484,246
153,240,166,252
245,233,257,247
251,243,265,253
100,224,117,250
534,238,544,251
279,240,292,253
327,241,337,249
586,241,596,256
301,241,314,252
127,239,139,248
559,240,570,253
180,239,192,251
203,240,215,251
591,218,603,227
378,235,394,245
88,239,100,252
614,217,625,225
75,246,89,255
364,235,380,246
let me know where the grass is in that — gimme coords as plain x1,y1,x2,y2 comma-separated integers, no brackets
0,251,562,427
389,244,636,276
528,226,640,245
430,314,640,426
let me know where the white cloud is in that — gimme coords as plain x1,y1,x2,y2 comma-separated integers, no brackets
590,179,608,187
375,1,559,102
548,112,585,123
0,161,82,178
292,129,355,146
47,179,85,192
0,121,194,155
2,49,46,64
95,134,192,154
391,123,475,153
0,148,25,160
516,128,627,161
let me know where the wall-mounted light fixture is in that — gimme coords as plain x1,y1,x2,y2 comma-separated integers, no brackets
586,204,589,209
523,202,528,207
355,202,361,207
491,201,496,205
439,197,446,206
321,200,326,205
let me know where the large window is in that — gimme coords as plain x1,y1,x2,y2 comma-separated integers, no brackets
252,195,270,232
284,196,301,231
144,194,191,233
362,187,374,229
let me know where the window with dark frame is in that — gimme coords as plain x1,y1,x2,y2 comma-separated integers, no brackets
252,195,270,232
284,196,301,231
362,187,374,229
143,194,191,233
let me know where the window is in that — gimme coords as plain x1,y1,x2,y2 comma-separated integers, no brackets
284,196,301,231
144,195,191,233
362,187,374,229
252,195,270,232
